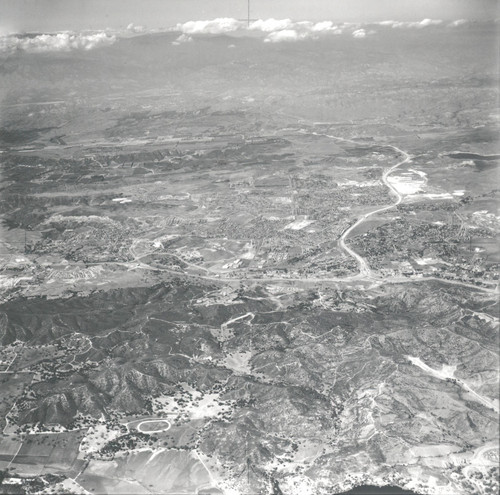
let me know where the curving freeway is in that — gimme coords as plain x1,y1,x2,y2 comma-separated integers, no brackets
338,146,411,278
313,132,411,278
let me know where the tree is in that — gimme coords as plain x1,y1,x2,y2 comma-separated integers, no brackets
0,469,8,484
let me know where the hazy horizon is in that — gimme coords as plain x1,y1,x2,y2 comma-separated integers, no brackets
1,0,498,34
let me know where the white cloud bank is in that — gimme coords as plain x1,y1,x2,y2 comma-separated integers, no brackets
0,32,116,53
250,18,294,32
177,17,243,35
0,17,472,53
172,17,468,44
377,18,444,28
174,17,349,43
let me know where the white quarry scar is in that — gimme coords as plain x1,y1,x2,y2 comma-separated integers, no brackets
407,356,499,413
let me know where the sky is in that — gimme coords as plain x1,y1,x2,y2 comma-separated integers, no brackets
0,0,497,34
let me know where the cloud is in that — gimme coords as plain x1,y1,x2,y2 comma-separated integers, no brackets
175,17,349,41
0,17,470,55
448,19,468,27
264,29,302,43
171,17,457,43
175,17,341,37
126,23,145,33
418,18,443,27
352,29,367,38
311,21,336,32
378,20,396,27
0,32,116,53
172,33,193,45
176,18,244,35
378,19,443,29
249,18,293,32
